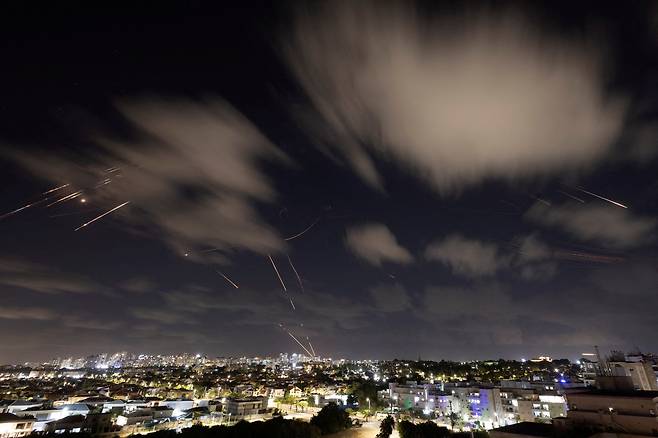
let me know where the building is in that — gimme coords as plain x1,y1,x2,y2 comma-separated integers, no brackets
609,361,658,391
162,400,194,416
82,413,113,434
0,413,35,438
387,382,452,415
559,389,658,436
44,415,85,434
452,387,505,430
14,404,89,431
115,411,153,427
3,401,42,415
224,397,267,417
489,422,555,438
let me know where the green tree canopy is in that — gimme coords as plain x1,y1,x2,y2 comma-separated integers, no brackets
310,402,352,435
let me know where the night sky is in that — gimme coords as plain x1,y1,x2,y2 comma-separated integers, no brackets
1,2,657,363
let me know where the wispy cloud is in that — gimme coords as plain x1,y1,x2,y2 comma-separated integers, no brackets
285,2,625,193
0,256,108,295
526,202,656,248
345,223,413,266
369,283,411,312
9,98,288,262
0,306,57,321
425,234,507,277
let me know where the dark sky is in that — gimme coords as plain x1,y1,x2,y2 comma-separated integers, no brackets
1,1,657,363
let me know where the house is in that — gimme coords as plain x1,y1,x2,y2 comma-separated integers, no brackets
15,404,89,431
0,413,35,438
83,413,113,434
289,387,304,398
115,411,152,427
44,415,85,434
4,401,42,415
224,397,267,417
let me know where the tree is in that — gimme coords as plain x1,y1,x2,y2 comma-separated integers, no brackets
310,402,352,435
376,415,395,438
398,420,418,438
397,420,450,438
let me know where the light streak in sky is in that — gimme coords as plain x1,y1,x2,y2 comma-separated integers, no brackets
287,255,304,292
307,337,316,357
74,201,130,231
531,195,551,206
46,190,83,207
287,331,313,356
553,250,624,264
284,217,320,241
575,187,627,209
267,254,287,292
42,183,70,195
557,190,585,203
94,178,112,188
289,297,296,310
0,197,52,220
216,270,239,289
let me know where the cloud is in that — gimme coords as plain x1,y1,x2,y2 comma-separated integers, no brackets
9,98,287,261
0,256,107,295
519,263,557,281
0,306,57,321
285,2,625,193
526,202,656,248
516,234,551,263
513,234,556,281
425,234,507,277
130,307,186,324
345,223,413,266
119,277,157,294
369,283,411,312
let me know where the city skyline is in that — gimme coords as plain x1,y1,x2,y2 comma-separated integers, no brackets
1,1,658,363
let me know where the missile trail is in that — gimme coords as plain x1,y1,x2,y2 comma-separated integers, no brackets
47,190,83,207
557,190,585,203
284,217,320,241
575,187,627,209
267,254,287,292
0,197,52,220
287,255,304,292
216,271,239,289
307,338,316,357
42,183,70,195
287,331,313,356
74,201,130,231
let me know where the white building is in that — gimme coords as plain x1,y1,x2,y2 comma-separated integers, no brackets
4,401,42,415
0,413,34,438
15,404,89,432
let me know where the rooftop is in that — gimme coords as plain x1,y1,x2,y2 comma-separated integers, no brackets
569,389,658,399
0,413,34,423
491,422,555,437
